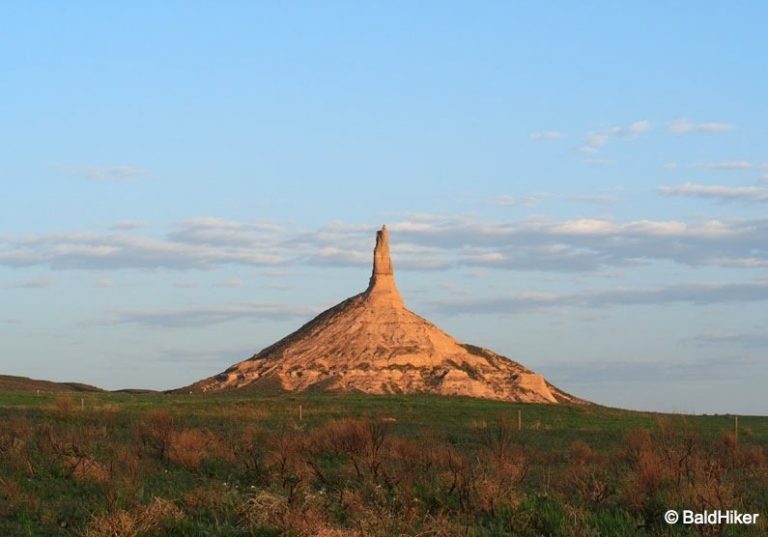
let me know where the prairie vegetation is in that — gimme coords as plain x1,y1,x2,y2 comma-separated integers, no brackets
1,391,766,536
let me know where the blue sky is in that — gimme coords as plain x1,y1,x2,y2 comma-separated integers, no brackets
2,2,767,413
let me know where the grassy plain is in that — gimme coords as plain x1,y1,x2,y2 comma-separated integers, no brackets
1,390,766,536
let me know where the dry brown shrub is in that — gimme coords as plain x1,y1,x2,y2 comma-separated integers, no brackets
311,419,390,484
66,456,110,483
236,425,269,480
635,447,665,493
48,396,77,417
738,444,767,469
138,409,174,458
0,417,31,472
0,478,21,518
112,446,142,478
264,428,312,503
322,419,367,458
0,417,30,450
166,428,216,469
97,403,121,413
569,440,596,465
621,428,653,462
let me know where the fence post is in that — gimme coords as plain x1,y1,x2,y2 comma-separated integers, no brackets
299,404,303,421
734,416,739,447
518,409,522,431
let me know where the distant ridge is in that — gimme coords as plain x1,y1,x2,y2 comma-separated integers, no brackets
184,226,586,404
0,374,104,393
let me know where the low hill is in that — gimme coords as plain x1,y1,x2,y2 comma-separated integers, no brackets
0,374,103,393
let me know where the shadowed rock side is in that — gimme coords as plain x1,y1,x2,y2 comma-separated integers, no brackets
187,226,584,404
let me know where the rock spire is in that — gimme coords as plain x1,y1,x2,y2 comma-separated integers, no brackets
365,225,403,307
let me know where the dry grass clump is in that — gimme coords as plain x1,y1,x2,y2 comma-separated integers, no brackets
80,497,183,537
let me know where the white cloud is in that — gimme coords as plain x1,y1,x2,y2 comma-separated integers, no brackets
669,119,734,135
629,120,651,133
530,131,567,141
0,229,287,270
3,213,767,274
659,182,768,202
386,214,767,270
63,165,148,182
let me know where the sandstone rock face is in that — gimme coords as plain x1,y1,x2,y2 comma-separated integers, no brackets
189,226,583,404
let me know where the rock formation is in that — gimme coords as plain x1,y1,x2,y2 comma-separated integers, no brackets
188,226,583,403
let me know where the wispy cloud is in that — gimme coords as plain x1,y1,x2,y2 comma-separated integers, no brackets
0,219,289,270
700,160,768,171
431,279,768,315
491,194,542,207
492,191,617,208
101,303,320,328
62,165,149,182
110,220,148,230
668,119,734,135
530,131,567,141
153,346,258,365
565,193,618,205
546,353,759,383
690,331,768,349
6,277,53,289
576,120,650,153
214,279,244,288
659,183,768,202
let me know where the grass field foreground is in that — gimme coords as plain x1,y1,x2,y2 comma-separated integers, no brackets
1,391,767,536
